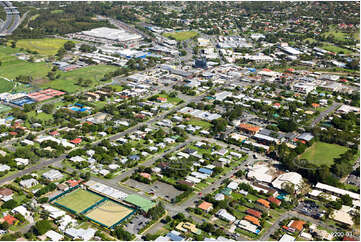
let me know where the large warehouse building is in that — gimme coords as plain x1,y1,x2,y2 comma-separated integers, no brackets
82,27,142,44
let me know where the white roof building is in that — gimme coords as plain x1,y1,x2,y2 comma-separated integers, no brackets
315,182,360,201
41,204,66,219
216,209,236,223
65,228,96,241
0,164,10,172
247,163,275,183
12,205,30,217
236,220,259,234
279,234,295,242
42,169,64,181
272,172,303,191
20,178,38,188
227,181,239,190
45,230,64,241
82,27,142,42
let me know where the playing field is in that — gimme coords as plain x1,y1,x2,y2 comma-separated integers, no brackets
55,189,103,213
300,141,349,167
16,38,69,56
40,64,119,93
0,46,51,80
163,31,198,41
85,200,134,228
0,78,14,93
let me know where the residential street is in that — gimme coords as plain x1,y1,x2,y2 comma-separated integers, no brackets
310,102,341,127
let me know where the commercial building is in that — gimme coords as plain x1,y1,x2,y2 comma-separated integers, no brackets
293,83,316,94
82,27,142,43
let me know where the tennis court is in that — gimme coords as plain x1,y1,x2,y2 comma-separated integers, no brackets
54,189,103,213
85,200,135,228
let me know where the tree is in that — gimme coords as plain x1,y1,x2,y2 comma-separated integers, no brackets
63,41,75,50
211,118,228,133
41,104,55,114
1,199,17,209
340,194,353,206
113,226,133,241
34,220,51,235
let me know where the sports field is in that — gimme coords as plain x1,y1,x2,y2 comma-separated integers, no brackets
300,141,348,167
0,46,51,80
55,189,103,213
0,78,14,93
40,64,119,93
16,38,69,56
85,200,134,228
163,31,198,41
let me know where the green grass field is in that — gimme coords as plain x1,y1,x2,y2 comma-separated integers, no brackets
50,9,64,14
0,78,14,93
16,38,69,56
55,189,103,213
300,142,348,167
163,31,198,41
321,43,352,54
321,28,349,42
40,65,119,93
0,46,51,80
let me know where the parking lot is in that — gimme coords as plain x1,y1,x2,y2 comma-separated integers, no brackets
124,179,182,201
296,200,325,219
125,214,151,234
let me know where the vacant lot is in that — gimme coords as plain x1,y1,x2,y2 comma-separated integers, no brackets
55,189,103,213
85,200,134,227
16,38,69,56
300,142,348,167
163,31,198,41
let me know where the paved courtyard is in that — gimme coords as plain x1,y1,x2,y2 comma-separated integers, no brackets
123,179,182,201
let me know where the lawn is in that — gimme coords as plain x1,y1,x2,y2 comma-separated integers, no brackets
27,111,53,121
163,31,198,41
156,94,182,104
40,65,119,93
300,141,348,167
188,119,212,129
16,38,69,56
55,189,103,213
0,78,14,93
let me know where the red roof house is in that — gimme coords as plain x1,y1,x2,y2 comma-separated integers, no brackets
70,138,82,144
3,215,17,225
268,196,281,206
49,131,59,136
246,209,262,218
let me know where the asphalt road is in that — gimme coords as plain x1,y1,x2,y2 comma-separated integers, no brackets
310,102,341,127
